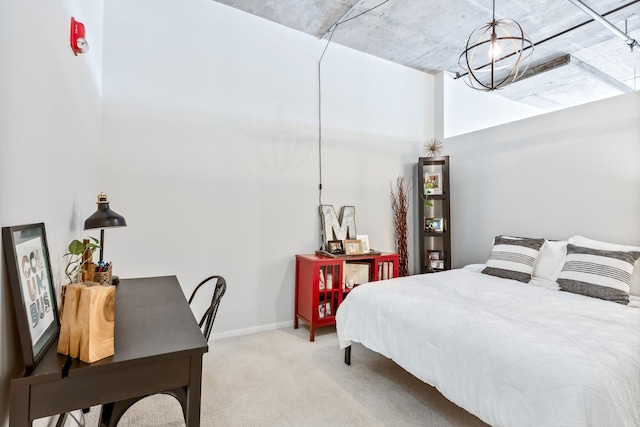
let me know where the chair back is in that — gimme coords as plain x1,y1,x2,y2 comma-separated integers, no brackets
188,275,226,341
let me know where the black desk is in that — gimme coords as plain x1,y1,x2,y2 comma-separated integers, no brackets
10,276,208,427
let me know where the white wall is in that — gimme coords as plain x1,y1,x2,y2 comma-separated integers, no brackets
0,1,103,426
101,0,433,338
438,72,544,138
445,91,640,268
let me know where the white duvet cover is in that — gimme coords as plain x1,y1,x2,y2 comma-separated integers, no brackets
336,266,640,427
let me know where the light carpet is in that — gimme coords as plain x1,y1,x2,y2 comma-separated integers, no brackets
79,327,487,426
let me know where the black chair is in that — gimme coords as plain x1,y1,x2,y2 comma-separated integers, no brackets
98,275,227,427
188,275,226,342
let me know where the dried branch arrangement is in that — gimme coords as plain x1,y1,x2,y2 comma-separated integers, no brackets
390,176,409,277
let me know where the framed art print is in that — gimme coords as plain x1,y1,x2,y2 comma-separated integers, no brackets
344,239,364,255
430,260,445,270
2,223,59,369
425,217,444,232
424,171,443,195
356,234,370,253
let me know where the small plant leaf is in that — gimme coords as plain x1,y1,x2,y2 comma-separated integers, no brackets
68,239,85,255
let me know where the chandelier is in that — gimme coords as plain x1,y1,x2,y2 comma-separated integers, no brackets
458,0,534,91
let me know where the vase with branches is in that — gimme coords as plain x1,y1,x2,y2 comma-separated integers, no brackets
390,176,409,277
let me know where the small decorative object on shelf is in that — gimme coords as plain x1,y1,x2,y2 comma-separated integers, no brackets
417,156,451,274
423,138,443,157
327,240,345,255
294,252,400,341
356,234,370,253
424,171,443,195
344,239,364,255
425,218,444,232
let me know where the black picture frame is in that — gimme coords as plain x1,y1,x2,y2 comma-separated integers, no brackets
327,240,345,255
2,223,59,370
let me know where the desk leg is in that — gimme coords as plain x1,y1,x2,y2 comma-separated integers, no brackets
185,355,203,427
10,383,31,427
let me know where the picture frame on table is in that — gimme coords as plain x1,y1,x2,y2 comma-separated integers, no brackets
327,240,345,255
344,239,364,255
428,250,441,261
424,171,443,195
425,217,444,232
2,223,59,370
356,235,370,253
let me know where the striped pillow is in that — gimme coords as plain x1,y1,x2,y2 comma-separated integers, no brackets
557,244,640,304
482,236,545,283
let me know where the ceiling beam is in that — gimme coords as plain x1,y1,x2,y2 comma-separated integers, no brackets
518,55,571,81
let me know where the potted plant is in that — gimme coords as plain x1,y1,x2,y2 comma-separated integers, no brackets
421,180,434,210
63,237,100,283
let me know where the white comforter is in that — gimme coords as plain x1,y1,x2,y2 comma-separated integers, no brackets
336,266,640,427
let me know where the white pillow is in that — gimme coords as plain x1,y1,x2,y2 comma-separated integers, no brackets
568,236,640,297
532,240,567,282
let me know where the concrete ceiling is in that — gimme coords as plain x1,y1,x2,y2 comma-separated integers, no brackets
214,0,640,111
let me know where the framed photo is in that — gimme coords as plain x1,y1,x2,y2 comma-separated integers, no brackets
327,240,344,255
344,239,364,255
2,223,59,369
424,217,444,232
424,171,443,195
356,234,370,253
428,250,441,261
430,260,445,270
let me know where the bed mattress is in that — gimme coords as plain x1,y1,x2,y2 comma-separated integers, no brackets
336,266,640,427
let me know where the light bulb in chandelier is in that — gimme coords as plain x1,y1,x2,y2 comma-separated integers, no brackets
488,34,501,59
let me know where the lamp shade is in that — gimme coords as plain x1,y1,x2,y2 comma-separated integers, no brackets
84,193,127,230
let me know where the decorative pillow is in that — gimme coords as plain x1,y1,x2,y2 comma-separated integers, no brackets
532,240,568,282
568,236,640,297
482,236,545,283
557,244,640,304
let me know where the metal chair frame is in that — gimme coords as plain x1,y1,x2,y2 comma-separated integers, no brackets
188,275,226,342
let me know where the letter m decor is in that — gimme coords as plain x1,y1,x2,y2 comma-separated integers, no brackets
320,205,357,247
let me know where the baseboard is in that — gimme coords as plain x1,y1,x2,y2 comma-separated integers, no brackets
209,320,294,341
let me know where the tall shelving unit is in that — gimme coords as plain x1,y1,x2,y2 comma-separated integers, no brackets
417,156,451,274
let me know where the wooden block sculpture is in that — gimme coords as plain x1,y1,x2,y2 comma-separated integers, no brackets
58,283,115,363
58,284,85,357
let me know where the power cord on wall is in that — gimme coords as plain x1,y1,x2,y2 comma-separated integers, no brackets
316,0,391,208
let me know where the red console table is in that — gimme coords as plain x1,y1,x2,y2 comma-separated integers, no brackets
294,252,399,341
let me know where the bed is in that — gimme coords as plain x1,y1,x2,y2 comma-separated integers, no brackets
336,235,640,427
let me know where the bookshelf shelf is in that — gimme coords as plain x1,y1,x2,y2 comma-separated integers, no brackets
294,252,399,341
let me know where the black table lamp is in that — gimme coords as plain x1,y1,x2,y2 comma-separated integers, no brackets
84,192,127,284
